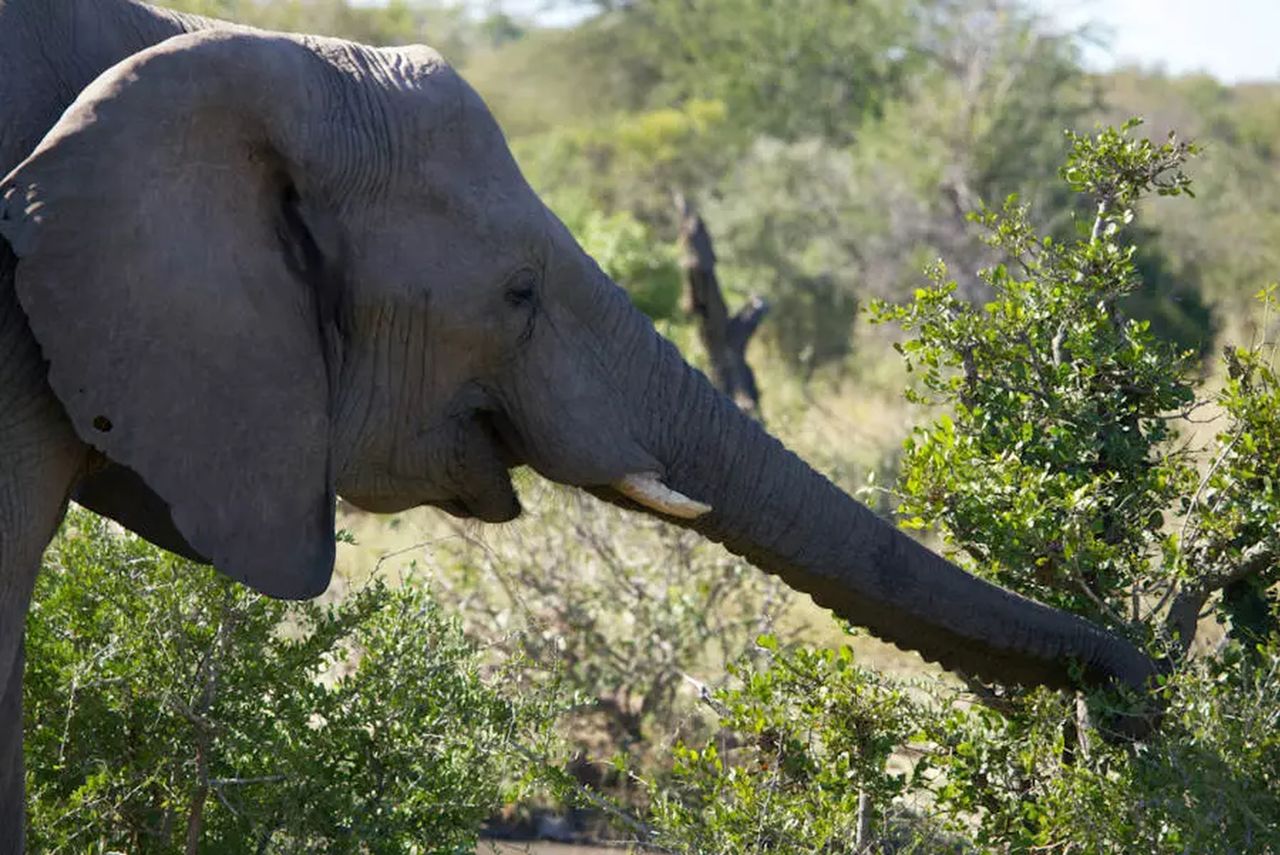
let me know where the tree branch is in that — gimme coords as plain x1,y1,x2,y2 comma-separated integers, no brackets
677,194,768,415
1165,542,1277,654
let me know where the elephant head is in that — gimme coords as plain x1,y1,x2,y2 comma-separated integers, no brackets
0,29,1160,696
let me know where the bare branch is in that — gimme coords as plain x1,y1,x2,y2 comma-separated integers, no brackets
677,196,767,414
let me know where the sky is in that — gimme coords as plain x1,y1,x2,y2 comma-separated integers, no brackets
488,0,1280,84
1036,0,1280,83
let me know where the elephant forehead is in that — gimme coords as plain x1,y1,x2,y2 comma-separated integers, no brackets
382,67,508,159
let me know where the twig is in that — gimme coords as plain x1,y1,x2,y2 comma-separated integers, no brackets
1069,568,1130,629
208,775,287,787
1174,428,1244,576
681,671,731,717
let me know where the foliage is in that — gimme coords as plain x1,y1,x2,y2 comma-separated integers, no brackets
702,138,865,372
878,120,1280,847
514,99,733,230
644,642,944,854
873,119,1280,652
25,511,560,853
637,123,1280,853
462,17,662,138
641,637,1280,854
557,206,683,322
873,120,1204,627
595,0,920,144
699,0,1093,374
1194,314,1280,645
883,0,1092,227
917,644,1280,852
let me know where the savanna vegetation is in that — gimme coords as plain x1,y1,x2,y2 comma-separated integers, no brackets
27,0,1280,851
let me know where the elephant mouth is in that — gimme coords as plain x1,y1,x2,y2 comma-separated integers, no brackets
339,410,523,522
346,470,520,523
432,409,523,523
428,493,517,523
482,407,529,469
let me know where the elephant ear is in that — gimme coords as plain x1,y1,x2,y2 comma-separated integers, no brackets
0,31,341,599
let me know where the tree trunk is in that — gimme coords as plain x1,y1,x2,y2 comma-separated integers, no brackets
184,740,210,855
676,195,769,415
855,790,872,852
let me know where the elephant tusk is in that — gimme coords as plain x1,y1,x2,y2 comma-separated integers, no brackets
612,473,712,520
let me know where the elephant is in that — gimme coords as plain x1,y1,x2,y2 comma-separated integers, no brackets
0,0,1162,847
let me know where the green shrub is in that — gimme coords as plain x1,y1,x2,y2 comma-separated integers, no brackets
638,122,1280,854
641,637,1280,854
918,644,1280,853
644,641,945,854
874,119,1280,653
25,510,560,853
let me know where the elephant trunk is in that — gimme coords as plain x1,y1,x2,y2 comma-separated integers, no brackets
608,328,1160,694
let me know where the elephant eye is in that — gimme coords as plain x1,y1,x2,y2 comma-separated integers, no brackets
504,269,539,308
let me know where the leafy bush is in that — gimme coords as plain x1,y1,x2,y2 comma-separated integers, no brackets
25,510,560,853
874,122,1204,627
641,636,1280,854
644,641,947,854
874,119,1279,654
919,646,1280,852
874,118,1280,849
636,122,1280,853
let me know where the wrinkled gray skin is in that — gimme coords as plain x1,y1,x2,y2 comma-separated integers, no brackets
0,0,1161,847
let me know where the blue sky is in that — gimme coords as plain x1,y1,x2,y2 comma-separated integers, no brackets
490,0,1280,84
